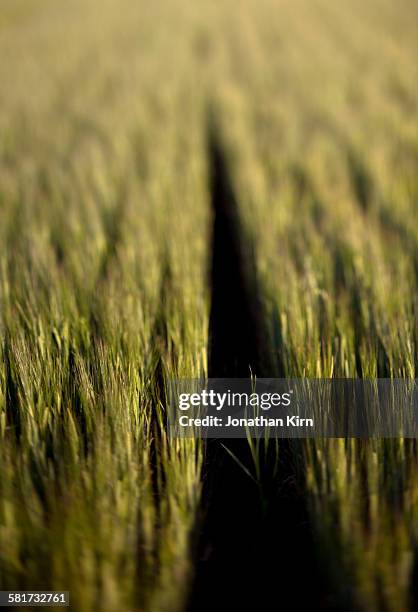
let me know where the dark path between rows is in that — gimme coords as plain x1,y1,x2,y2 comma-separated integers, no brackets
186,128,329,611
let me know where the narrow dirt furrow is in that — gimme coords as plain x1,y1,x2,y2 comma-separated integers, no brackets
187,128,327,611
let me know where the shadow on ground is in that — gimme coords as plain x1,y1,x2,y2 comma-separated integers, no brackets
187,125,330,611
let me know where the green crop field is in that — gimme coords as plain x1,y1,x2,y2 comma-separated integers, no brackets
0,0,417,610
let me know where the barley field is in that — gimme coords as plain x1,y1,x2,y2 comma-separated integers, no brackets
0,0,417,610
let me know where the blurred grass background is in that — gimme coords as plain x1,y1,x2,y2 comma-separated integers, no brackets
0,0,417,610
